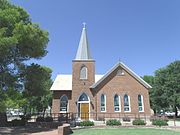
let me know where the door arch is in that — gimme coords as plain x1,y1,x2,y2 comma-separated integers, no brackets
77,93,90,120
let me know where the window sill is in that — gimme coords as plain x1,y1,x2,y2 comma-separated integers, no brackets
114,111,121,112
60,111,68,113
139,111,144,113
80,78,88,80
100,111,106,113
124,111,131,113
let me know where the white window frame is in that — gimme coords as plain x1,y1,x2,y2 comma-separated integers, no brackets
100,94,106,112
138,95,144,112
124,94,131,112
80,66,88,79
60,95,68,113
114,94,121,112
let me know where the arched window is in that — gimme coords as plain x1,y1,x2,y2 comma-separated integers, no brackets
114,94,120,112
80,66,87,79
124,94,130,112
138,95,144,112
101,94,106,112
60,95,68,112
78,93,89,101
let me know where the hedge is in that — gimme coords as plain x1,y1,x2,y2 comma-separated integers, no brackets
152,119,168,126
106,119,121,126
11,119,26,126
80,120,94,126
132,119,146,125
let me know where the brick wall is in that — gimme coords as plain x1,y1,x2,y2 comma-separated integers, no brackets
52,61,151,119
95,66,151,117
70,60,95,113
52,91,72,113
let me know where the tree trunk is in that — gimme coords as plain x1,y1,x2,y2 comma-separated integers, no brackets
0,112,7,127
42,108,46,118
175,106,178,117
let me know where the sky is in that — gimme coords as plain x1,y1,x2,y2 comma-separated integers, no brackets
12,0,180,80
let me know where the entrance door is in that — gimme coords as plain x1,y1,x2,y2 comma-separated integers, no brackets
80,103,89,120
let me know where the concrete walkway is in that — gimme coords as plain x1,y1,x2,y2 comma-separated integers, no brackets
168,120,180,126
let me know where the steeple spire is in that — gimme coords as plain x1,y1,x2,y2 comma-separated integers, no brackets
75,23,92,60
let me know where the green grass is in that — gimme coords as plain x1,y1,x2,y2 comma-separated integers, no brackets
73,128,179,135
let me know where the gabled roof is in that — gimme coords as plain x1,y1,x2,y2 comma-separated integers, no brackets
75,24,92,60
90,62,152,89
50,74,103,91
50,75,72,91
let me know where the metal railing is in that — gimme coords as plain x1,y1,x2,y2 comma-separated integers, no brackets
9,112,150,123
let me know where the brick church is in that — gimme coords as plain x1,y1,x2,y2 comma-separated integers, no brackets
50,25,152,121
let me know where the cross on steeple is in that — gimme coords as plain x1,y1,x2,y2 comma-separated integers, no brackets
75,23,92,60
83,22,86,29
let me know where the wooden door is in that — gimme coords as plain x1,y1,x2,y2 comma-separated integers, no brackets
80,103,89,120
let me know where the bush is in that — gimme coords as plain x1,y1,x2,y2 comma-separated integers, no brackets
20,114,31,122
45,116,53,122
58,115,67,122
106,119,121,126
36,116,45,122
11,119,26,126
152,119,168,126
79,120,94,126
132,119,146,125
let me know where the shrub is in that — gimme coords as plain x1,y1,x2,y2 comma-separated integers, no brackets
132,119,146,125
45,116,53,122
106,119,121,126
36,116,45,122
11,119,26,126
58,115,67,122
20,114,31,122
152,119,168,126
79,120,94,126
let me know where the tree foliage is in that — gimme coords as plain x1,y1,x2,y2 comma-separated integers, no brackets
144,61,180,116
0,0,48,92
154,60,180,116
22,64,52,114
0,0,50,116
142,75,157,111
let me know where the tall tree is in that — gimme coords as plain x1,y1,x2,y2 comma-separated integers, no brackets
23,64,52,115
154,60,180,116
142,76,157,112
0,0,48,92
0,0,49,125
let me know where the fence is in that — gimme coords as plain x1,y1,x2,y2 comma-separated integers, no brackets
6,112,180,127
7,112,151,123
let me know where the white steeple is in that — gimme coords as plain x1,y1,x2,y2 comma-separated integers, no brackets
75,23,92,60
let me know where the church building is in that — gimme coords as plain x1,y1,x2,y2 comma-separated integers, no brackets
50,25,152,121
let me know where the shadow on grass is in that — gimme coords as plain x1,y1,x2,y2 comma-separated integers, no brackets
0,126,56,135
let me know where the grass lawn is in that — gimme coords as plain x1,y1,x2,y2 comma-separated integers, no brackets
72,128,179,135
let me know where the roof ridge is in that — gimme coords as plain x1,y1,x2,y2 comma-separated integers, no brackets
90,62,152,89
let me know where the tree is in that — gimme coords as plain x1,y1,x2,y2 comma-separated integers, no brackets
153,61,180,116
0,0,49,124
23,64,52,115
142,76,157,112
0,0,48,92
